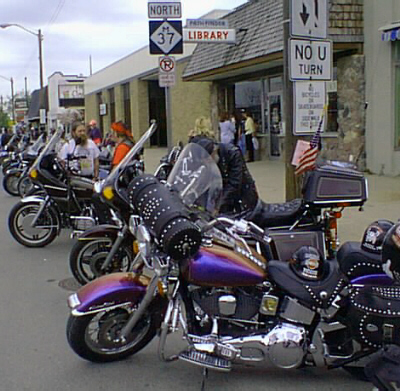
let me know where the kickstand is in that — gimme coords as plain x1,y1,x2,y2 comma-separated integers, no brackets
200,368,209,391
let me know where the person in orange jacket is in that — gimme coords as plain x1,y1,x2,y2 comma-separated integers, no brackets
110,121,135,169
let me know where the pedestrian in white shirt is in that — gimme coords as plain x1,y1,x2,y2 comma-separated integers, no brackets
58,121,100,180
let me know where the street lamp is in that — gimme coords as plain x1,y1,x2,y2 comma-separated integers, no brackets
0,75,15,121
0,24,44,89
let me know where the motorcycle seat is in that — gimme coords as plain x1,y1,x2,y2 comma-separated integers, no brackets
337,241,382,279
249,198,308,228
268,259,346,309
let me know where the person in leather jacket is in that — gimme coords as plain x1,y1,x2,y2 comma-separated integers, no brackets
189,136,259,214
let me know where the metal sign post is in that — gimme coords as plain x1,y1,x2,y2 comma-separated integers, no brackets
148,1,182,149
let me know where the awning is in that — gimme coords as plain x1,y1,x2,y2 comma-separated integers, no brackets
380,21,400,41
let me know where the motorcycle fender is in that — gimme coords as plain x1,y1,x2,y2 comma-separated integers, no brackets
6,168,23,176
20,195,47,204
77,224,120,241
68,272,151,316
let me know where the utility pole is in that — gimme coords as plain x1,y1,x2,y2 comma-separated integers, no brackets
25,77,29,107
283,0,298,200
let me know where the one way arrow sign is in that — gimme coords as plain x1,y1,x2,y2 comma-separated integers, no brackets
291,0,327,39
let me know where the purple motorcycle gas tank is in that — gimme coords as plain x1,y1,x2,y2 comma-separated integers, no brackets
182,243,267,287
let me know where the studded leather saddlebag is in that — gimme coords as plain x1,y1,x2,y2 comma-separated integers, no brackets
347,285,400,348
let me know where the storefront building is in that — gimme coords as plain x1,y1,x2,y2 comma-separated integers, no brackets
83,1,373,170
183,0,365,166
364,0,400,175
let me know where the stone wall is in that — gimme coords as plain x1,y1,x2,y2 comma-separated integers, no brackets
321,54,366,170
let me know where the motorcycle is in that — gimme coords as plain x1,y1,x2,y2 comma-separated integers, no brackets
69,137,366,285
68,123,158,285
2,134,46,197
8,128,112,247
66,143,396,382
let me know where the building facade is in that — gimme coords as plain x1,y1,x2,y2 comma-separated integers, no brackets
364,0,400,176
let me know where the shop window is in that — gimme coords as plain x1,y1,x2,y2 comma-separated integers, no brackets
269,76,283,92
235,80,262,127
96,92,104,133
108,88,115,124
326,67,338,133
122,83,131,129
395,42,400,148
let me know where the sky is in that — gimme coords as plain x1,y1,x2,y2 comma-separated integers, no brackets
0,0,247,101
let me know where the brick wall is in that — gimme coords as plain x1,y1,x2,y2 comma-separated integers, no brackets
329,0,364,37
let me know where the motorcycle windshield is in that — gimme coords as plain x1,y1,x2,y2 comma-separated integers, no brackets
30,128,64,170
26,133,46,155
101,122,158,190
167,143,222,215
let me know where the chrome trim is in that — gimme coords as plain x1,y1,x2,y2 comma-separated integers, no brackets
43,184,68,192
71,301,132,317
311,198,364,204
67,293,81,309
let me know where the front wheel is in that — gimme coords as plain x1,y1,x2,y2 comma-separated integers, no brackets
17,175,35,197
8,201,59,247
69,238,135,285
66,307,158,362
3,172,21,196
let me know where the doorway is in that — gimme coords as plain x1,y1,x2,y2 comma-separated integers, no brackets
148,81,167,146
267,92,283,157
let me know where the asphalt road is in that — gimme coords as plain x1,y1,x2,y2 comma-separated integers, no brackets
0,164,373,391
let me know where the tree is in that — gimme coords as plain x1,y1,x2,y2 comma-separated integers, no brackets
0,109,11,128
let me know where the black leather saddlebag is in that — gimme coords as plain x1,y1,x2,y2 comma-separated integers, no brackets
347,285,400,348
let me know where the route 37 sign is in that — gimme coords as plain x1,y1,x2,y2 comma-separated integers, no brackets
149,20,183,55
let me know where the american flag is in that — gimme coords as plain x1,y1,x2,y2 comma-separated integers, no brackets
294,109,325,176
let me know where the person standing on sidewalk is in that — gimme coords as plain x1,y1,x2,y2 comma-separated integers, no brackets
88,119,102,146
219,112,236,144
110,121,135,169
243,111,256,162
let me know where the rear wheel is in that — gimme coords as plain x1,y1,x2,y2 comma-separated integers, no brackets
3,172,21,196
69,238,135,285
8,201,59,247
66,307,158,362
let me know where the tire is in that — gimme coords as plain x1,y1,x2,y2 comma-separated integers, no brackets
66,307,158,362
8,201,59,247
70,238,135,285
17,175,35,198
3,172,21,196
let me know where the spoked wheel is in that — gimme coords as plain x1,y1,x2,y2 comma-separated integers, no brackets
3,172,21,196
66,307,158,362
17,175,35,197
69,238,135,285
8,201,59,247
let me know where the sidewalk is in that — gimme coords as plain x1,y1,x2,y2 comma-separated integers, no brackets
144,147,400,243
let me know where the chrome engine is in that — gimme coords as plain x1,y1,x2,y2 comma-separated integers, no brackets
226,323,307,369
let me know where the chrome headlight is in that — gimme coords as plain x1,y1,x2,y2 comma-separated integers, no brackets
133,222,152,258
93,179,104,193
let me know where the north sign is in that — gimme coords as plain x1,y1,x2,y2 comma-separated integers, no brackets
291,0,327,39
148,2,181,19
289,39,332,81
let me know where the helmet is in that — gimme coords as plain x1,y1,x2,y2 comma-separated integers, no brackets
361,220,394,254
290,246,324,281
382,222,400,282
89,119,97,126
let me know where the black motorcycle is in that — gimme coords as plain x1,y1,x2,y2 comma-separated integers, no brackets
8,129,111,247
68,123,157,284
